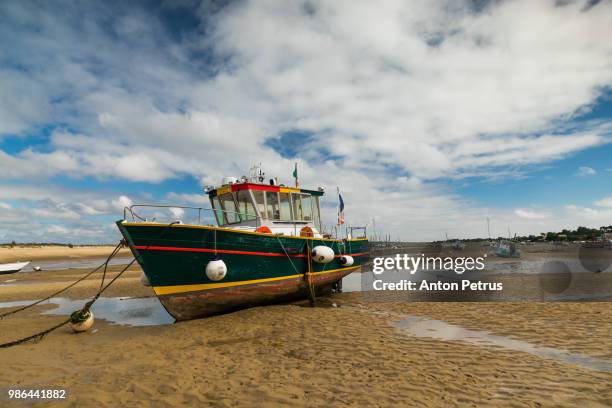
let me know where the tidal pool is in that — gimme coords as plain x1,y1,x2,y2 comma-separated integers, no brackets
393,315,612,373
0,296,174,326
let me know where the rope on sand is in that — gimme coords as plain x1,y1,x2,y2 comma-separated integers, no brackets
0,241,124,320
0,221,183,348
0,241,135,349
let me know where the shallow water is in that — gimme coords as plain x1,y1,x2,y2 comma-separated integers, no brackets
26,256,133,272
0,297,174,326
393,315,612,372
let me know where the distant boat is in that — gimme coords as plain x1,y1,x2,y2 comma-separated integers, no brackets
442,240,465,250
0,261,31,275
493,241,521,258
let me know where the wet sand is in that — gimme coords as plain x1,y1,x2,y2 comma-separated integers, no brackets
0,251,611,407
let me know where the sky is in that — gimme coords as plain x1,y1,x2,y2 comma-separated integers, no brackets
0,0,611,243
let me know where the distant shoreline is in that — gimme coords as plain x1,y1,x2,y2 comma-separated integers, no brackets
0,245,131,263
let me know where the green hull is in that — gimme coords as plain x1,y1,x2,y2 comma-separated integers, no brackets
116,221,369,320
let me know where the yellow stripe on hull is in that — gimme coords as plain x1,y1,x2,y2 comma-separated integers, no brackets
153,265,359,296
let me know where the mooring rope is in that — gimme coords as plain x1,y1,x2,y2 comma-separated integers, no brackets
305,240,317,307
276,236,301,275
0,258,136,349
0,221,183,348
0,241,124,320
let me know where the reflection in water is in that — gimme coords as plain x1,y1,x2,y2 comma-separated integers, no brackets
394,315,612,373
0,297,174,326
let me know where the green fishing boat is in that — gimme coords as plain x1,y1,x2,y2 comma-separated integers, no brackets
116,167,369,320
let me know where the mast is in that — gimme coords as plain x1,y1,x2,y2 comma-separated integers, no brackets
372,218,376,241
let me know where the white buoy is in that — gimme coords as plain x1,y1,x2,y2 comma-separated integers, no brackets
70,310,94,332
206,258,227,281
311,246,334,264
140,272,151,286
339,255,354,266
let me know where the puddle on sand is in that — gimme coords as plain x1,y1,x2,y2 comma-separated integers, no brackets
0,297,174,326
394,316,612,373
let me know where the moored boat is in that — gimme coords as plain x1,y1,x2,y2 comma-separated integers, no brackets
493,240,521,258
117,167,369,320
0,261,31,274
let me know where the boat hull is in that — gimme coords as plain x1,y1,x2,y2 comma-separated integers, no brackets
116,221,369,320
0,261,30,274
158,267,356,320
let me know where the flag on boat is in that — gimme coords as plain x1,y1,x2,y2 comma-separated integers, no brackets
338,189,345,225
293,162,299,188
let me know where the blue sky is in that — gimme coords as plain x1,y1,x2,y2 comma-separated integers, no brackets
1,0,611,242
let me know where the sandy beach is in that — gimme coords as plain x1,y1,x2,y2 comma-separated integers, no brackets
0,247,611,407
0,245,131,263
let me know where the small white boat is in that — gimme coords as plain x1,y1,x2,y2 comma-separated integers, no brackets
0,261,31,274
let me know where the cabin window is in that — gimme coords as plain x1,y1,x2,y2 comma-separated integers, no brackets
279,192,292,220
301,194,313,221
265,191,280,219
218,193,240,224
252,190,266,219
291,193,303,220
236,190,257,221
291,193,313,221
211,196,223,225
311,196,321,229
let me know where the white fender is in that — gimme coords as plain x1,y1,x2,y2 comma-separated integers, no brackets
311,246,334,264
339,255,354,266
140,272,151,286
70,311,94,332
206,258,227,281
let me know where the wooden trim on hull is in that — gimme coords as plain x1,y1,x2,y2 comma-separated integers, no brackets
157,267,358,320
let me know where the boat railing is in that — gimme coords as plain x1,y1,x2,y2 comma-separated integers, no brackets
123,205,365,240
123,204,254,226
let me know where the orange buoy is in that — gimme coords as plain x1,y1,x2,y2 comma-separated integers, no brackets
255,226,272,234
300,226,314,237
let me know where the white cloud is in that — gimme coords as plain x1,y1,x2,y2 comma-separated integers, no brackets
594,197,612,208
577,166,597,176
514,209,550,220
166,192,209,205
169,207,185,219
111,195,133,212
564,204,612,221
0,0,612,241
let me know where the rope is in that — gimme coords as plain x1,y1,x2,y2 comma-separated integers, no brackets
0,258,136,349
276,236,301,275
275,235,316,305
0,318,71,348
0,241,124,320
305,240,316,307
0,221,179,348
